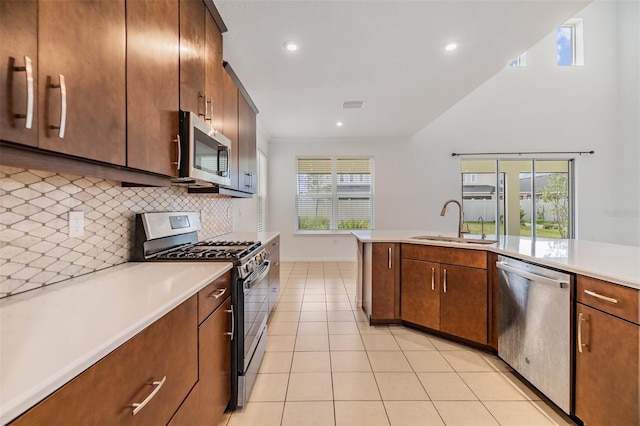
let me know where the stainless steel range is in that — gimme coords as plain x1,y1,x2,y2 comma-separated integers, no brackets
132,211,269,409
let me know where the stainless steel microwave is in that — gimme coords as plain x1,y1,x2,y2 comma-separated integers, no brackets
176,110,231,187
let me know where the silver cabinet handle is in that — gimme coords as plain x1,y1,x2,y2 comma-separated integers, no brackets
388,247,392,269
173,135,181,170
578,312,589,353
443,269,447,293
131,376,166,415
10,56,34,129
583,289,618,304
206,97,213,122
431,267,435,291
49,74,66,138
209,288,227,299
198,92,206,117
225,305,235,340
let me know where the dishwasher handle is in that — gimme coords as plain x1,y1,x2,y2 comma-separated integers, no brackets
496,261,569,288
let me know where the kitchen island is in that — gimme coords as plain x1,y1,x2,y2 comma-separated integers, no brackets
353,230,640,425
352,230,640,291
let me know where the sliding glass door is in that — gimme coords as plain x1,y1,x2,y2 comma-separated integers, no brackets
461,159,573,239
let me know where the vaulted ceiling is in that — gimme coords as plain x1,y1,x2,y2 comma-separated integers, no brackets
217,0,591,139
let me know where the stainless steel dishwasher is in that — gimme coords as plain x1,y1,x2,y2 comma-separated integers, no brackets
497,256,572,414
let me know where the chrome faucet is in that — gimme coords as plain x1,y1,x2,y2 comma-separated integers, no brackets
478,216,486,240
440,199,466,238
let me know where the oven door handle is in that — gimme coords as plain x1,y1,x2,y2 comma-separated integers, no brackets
244,260,270,290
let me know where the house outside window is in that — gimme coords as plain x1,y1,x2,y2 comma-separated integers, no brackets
461,159,574,239
296,157,374,231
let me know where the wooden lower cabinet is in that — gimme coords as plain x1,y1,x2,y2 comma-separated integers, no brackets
575,303,639,425
400,245,488,345
168,383,200,426
439,264,488,343
12,297,198,426
198,297,232,424
400,258,439,329
371,243,400,321
267,236,281,314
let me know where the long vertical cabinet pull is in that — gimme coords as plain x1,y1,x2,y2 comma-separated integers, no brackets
388,247,392,269
225,305,235,340
173,135,181,170
443,269,447,293
10,56,34,129
577,312,589,353
48,74,67,138
431,267,435,291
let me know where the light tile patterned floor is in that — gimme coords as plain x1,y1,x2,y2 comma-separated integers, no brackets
221,262,574,426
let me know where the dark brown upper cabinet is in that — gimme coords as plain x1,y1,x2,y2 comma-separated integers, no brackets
126,0,180,176
2,0,127,166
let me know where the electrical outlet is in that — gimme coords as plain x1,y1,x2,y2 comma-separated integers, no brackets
200,210,208,223
68,211,84,238
227,207,232,219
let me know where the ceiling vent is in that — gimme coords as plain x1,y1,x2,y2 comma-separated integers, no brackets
341,101,365,109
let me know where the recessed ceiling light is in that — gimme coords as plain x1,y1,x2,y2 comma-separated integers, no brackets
284,41,299,52
336,121,344,127
443,42,458,52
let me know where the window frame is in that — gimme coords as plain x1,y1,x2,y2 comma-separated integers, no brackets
295,156,375,234
461,158,575,240
557,18,584,67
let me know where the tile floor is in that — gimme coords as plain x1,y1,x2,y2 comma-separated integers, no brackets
220,262,574,426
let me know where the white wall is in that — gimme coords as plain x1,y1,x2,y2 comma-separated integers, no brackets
232,119,270,232
268,1,639,260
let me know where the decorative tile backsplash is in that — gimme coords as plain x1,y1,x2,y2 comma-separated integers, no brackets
0,166,232,298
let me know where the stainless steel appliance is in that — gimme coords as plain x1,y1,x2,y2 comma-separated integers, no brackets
132,212,269,409
497,256,572,414
175,111,231,187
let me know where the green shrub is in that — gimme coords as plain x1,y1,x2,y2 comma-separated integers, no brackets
298,216,330,230
338,219,371,230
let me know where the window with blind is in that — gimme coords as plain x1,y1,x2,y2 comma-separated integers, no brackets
296,157,373,231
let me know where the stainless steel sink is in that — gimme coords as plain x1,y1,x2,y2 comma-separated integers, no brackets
410,235,498,245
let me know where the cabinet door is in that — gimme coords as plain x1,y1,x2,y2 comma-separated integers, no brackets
371,243,399,321
205,10,223,130
268,237,281,314
13,297,198,426
439,264,488,344
401,259,440,329
179,0,205,116
38,0,126,165
238,94,257,194
0,0,38,146
575,303,639,425
222,69,239,189
126,0,179,176
199,297,232,425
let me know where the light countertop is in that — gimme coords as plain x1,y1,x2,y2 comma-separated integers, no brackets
352,230,640,290
0,261,233,425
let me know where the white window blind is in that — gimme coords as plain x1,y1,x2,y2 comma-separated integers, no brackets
296,157,373,231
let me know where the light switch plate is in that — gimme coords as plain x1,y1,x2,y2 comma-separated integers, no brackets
69,211,84,238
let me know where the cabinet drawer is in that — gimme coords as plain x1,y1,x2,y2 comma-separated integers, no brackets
198,270,232,324
13,296,198,426
577,275,639,324
401,244,487,269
